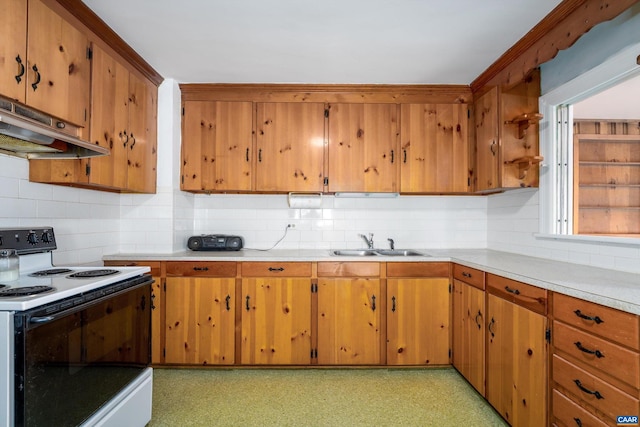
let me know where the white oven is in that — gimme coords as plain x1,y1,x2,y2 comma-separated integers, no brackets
0,228,153,427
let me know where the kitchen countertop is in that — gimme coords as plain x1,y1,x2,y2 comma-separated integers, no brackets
104,249,640,315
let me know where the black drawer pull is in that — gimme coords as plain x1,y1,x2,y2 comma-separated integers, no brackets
193,267,209,271
474,310,482,330
462,272,472,278
574,309,604,324
31,64,41,91
505,286,520,295
488,317,495,338
15,55,25,83
225,295,231,311
245,295,250,311
371,295,376,312
573,379,604,399
574,341,604,358
573,417,582,427
391,296,396,312
268,267,284,272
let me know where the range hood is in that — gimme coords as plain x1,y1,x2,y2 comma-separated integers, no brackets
0,98,109,159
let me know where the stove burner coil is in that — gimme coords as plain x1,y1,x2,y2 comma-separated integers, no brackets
0,286,55,297
29,268,73,277
68,269,119,278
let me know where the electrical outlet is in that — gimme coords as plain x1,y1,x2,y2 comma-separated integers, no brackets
288,223,296,228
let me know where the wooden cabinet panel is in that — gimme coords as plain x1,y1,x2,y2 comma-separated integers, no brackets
553,321,640,389
327,103,399,192
486,293,547,427
386,262,449,278
553,354,639,423
317,278,381,365
317,262,379,277
166,261,237,277
241,278,311,364
452,279,485,395
552,389,608,427
452,264,485,290
0,0,27,102
255,102,324,192
474,87,500,191
553,292,640,350
487,273,547,315
241,262,311,277
400,103,469,193
165,277,236,365
181,100,253,192
26,0,90,126
387,278,450,365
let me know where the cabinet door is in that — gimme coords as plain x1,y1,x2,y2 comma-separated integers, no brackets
241,278,311,364
165,277,236,365
127,71,157,193
0,0,27,102
486,293,547,427
181,101,253,192
26,0,90,126
387,278,450,365
474,87,500,191
400,103,469,192
317,278,381,365
452,279,485,394
88,45,129,189
255,102,324,192
327,103,398,192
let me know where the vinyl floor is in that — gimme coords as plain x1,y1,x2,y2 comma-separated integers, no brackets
149,367,508,427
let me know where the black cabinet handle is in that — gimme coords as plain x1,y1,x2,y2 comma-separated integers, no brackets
573,417,583,427
505,286,520,295
490,140,497,156
391,296,396,312
403,149,407,163
225,295,231,311
268,267,284,272
258,149,262,162
245,295,250,311
193,266,209,271
390,150,394,163
462,272,472,278
574,309,604,324
151,292,156,310
15,55,25,83
31,64,41,91
371,295,376,311
130,133,136,149
574,341,604,358
246,148,249,162
488,317,495,338
474,310,482,330
573,379,604,399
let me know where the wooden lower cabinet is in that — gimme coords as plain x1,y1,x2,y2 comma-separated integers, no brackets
486,291,548,427
241,277,312,364
452,278,485,394
317,277,382,365
164,277,236,365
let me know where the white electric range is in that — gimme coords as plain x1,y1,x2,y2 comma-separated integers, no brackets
0,227,153,427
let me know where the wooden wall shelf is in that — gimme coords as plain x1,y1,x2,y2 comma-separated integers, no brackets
504,155,543,179
504,113,543,139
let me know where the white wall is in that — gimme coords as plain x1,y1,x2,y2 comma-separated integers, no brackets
487,189,640,274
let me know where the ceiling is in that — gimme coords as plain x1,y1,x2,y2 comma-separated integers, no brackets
82,0,563,85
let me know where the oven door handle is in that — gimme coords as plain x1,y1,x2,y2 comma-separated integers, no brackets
29,315,55,324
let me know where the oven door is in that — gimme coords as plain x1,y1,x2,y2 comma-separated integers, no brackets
13,276,152,427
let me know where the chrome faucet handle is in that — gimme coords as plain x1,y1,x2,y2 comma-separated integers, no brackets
387,238,395,250
359,233,374,249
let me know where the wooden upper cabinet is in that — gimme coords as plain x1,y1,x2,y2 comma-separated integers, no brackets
181,101,253,192
400,103,469,193
327,103,399,192
474,87,500,192
25,0,90,126
255,102,325,192
87,44,157,193
0,0,27,103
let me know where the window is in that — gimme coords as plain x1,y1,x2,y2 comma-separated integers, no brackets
539,43,640,241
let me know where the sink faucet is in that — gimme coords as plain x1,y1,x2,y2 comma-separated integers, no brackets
387,238,395,250
359,233,374,249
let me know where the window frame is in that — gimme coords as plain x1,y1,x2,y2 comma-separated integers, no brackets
537,42,640,245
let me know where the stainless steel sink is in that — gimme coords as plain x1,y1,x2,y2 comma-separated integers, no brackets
331,249,378,256
375,249,425,256
331,249,426,257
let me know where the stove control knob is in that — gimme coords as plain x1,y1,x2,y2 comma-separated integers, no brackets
27,232,39,245
41,231,53,243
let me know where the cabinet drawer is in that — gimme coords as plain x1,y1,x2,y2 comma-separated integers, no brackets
487,273,547,315
317,262,380,277
552,389,608,427
166,261,237,277
387,262,449,278
104,260,161,276
452,264,484,290
553,354,639,422
241,262,311,277
553,292,640,350
554,321,640,389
